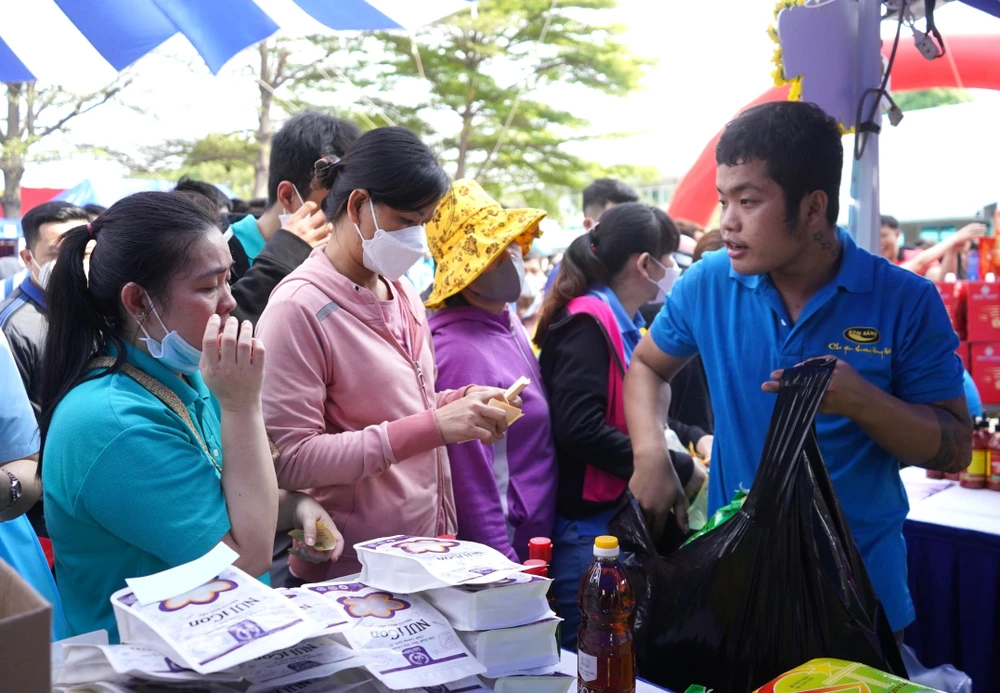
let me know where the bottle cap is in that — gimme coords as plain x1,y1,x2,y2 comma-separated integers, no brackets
523,559,548,577
594,535,620,558
528,537,552,561
436,535,457,540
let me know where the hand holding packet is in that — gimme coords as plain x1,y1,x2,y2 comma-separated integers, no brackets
356,536,527,593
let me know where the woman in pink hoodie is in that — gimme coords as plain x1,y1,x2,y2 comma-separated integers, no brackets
257,127,516,582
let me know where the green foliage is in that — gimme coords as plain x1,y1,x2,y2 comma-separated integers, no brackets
291,0,652,216
893,88,973,112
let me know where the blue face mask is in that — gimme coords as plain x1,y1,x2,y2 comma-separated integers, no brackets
139,294,203,375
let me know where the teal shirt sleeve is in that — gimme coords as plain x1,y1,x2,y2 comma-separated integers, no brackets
79,423,231,567
649,263,702,359
890,281,965,405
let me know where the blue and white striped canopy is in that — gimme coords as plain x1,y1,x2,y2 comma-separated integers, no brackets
0,0,475,85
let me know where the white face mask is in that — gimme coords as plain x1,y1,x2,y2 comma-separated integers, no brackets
354,197,428,282
138,292,203,375
29,252,56,291
278,185,306,228
647,257,681,304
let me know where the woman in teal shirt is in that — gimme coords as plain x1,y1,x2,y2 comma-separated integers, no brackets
39,192,343,641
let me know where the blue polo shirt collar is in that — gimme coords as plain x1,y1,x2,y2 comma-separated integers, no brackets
19,273,46,310
728,228,874,295
588,284,645,333
111,342,212,407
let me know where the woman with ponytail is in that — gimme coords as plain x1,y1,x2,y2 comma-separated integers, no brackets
535,202,705,650
40,192,341,641
257,127,517,582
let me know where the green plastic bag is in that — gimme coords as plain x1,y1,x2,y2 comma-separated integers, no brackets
684,489,747,546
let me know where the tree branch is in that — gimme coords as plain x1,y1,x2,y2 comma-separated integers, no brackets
36,82,127,141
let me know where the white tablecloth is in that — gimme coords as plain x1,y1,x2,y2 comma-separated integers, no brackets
901,466,1000,535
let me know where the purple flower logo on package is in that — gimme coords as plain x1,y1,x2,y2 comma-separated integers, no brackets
159,578,238,612
228,619,266,643
338,592,411,619
392,538,460,555
288,660,322,673
403,646,433,666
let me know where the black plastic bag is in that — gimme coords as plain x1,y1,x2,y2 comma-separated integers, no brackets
609,358,905,692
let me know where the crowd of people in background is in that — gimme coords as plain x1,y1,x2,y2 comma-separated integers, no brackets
0,101,974,653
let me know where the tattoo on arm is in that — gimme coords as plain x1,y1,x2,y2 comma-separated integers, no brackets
924,397,973,473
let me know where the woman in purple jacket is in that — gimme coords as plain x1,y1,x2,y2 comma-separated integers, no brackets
425,179,557,563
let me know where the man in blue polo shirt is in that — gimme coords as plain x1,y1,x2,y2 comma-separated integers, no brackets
625,101,970,637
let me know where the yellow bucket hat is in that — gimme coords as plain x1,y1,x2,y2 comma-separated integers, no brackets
425,179,545,309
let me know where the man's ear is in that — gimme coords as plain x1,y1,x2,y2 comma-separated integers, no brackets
18,247,33,269
805,190,829,226
275,181,297,212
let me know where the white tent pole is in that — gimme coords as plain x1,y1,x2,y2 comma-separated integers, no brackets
848,0,883,254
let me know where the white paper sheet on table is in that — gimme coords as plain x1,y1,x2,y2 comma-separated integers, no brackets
125,542,239,605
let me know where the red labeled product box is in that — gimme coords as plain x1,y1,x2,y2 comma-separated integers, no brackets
966,281,1000,342
971,343,1000,405
957,342,970,372
936,281,966,340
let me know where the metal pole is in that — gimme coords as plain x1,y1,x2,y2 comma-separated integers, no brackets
847,0,883,254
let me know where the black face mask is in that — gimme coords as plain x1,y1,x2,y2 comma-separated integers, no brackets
468,254,525,303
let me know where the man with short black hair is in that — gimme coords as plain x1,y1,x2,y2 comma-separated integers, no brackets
582,177,641,231
627,101,970,639
1,201,89,418
175,176,233,217
226,111,362,324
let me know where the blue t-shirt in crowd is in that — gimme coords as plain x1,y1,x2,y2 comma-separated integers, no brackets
962,369,983,418
42,343,269,642
648,228,965,632
230,214,266,267
0,332,69,640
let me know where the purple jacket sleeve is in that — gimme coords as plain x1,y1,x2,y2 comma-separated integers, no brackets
445,438,518,562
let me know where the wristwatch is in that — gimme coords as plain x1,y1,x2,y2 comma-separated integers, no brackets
1,469,21,514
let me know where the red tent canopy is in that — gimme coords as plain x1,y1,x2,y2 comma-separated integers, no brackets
19,187,65,216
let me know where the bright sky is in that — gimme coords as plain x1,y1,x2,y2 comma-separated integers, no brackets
23,0,1000,189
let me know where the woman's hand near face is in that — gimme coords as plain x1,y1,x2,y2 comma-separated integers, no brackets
201,315,265,412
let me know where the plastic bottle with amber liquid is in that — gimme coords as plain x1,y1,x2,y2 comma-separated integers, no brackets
577,536,636,693
962,418,990,489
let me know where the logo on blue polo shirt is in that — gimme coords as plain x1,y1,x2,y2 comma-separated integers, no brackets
843,327,881,344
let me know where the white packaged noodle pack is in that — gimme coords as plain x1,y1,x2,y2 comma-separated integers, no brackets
423,571,555,631
240,635,367,692
54,643,243,686
487,673,575,693
304,580,486,690
53,682,242,693
278,587,353,635
355,536,526,593
456,618,561,678
111,565,320,675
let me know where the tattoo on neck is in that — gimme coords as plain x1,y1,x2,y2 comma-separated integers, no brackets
812,229,839,256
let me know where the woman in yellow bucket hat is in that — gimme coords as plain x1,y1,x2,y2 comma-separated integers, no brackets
425,179,558,563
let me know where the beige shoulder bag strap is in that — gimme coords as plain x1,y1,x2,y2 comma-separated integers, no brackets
88,357,221,474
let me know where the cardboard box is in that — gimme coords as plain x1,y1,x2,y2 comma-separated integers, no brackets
0,558,51,693
957,341,970,372
971,343,1000,405
965,281,1000,342
936,281,966,340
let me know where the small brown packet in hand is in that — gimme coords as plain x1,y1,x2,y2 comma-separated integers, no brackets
288,519,338,552
488,377,531,425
